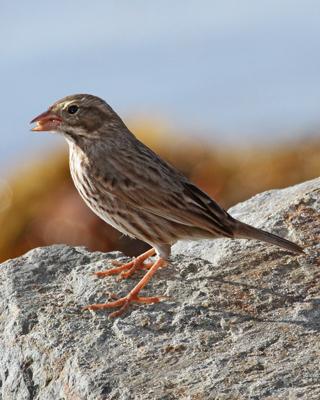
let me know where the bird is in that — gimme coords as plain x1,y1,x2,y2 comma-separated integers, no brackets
31,94,304,317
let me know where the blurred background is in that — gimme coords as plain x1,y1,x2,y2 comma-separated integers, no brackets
1,1,320,262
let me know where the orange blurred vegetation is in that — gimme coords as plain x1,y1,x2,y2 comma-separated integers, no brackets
1,121,319,262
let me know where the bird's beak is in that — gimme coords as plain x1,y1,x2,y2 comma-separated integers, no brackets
30,110,62,132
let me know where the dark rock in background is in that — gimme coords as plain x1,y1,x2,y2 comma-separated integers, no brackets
0,178,319,400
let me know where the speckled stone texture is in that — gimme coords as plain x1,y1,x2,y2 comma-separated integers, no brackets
0,178,319,400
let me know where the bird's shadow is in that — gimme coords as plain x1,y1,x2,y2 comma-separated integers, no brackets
166,254,320,332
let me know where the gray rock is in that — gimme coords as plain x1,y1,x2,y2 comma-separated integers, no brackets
0,178,319,400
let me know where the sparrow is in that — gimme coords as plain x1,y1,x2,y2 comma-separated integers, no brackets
31,94,304,317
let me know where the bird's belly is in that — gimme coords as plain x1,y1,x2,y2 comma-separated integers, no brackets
69,158,132,237
86,198,134,238
73,175,133,237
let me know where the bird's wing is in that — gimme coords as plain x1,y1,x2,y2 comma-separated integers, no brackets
94,141,234,238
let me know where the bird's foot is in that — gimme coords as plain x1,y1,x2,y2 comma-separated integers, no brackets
83,293,166,318
94,259,153,279
117,262,154,279
94,248,156,279
84,257,168,318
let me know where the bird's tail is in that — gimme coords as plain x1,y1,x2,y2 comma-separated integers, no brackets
232,219,304,254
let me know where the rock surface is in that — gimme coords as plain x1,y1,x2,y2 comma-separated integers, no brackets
0,178,319,400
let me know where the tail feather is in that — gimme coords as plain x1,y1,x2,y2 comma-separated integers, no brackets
232,219,304,254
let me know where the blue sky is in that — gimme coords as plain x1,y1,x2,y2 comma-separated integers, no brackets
1,1,320,172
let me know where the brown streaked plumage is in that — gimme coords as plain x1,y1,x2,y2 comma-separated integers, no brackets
31,94,304,317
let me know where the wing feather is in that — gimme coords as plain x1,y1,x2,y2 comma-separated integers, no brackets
92,138,234,238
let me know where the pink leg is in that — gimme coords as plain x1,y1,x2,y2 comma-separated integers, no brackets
83,257,168,318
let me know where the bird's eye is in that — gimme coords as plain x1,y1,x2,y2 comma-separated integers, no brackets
67,104,79,114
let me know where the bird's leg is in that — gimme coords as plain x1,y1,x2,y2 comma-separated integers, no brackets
95,248,156,278
83,257,168,318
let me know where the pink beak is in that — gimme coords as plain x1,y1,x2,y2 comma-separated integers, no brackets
30,110,62,132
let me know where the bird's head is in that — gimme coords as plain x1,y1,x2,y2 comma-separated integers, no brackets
31,94,123,140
